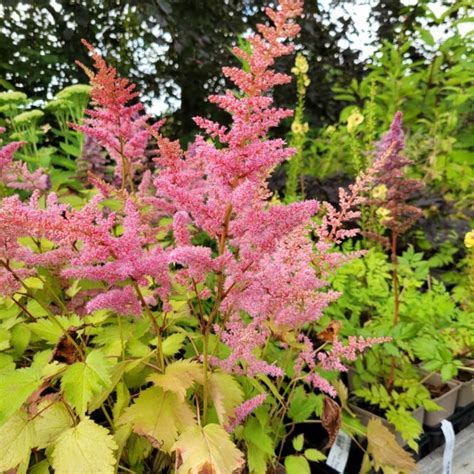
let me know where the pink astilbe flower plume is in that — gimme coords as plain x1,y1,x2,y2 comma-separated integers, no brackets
0,129,50,192
73,40,153,189
147,0,384,387
225,394,267,432
86,286,142,316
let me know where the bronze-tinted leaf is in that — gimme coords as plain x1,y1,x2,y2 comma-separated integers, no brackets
318,321,342,342
321,396,341,449
50,328,80,365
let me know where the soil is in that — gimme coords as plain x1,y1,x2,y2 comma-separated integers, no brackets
457,370,473,383
351,398,387,418
424,382,451,398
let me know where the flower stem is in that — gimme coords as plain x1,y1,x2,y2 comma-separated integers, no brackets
131,280,164,371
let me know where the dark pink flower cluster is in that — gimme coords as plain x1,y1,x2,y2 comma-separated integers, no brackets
368,112,423,236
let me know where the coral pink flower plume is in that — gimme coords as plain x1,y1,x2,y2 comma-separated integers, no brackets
72,39,155,190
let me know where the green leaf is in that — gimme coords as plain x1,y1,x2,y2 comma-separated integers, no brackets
285,455,310,474
29,315,82,344
29,460,50,474
162,333,187,356
247,442,268,474
342,411,367,437
0,367,41,426
418,28,435,46
385,409,422,447
288,386,320,422
422,399,442,412
51,417,118,474
25,298,49,317
0,327,11,350
243,417,274,456
120,386,196,452
441,364,456,382
292,433,304,452
59,142,81,157
10,324,31,356
172,424,244,474
112,381,130,422
61,350,112,417
304,448,326,462
0,411,35,471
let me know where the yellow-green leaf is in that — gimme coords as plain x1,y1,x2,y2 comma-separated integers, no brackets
32,401,74,449
304,448,326,462
51,417,118,474
285,455,310,474
366,418,416,473
61,350,112,418
333,379,354,415
172,423,244,474
147,360,203,402
208,371,243,425
0,411,35,471
120,386,195,452
0,367,41,426
162,333,187,356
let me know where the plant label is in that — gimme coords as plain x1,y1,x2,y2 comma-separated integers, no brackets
441,419,455,474
326,429,351,473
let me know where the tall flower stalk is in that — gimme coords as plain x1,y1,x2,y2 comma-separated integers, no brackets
286,53,310,198
366,112,423,389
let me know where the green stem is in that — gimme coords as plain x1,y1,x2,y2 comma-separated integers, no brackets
388,231,399,391
202,330,210,424
131,280,164,371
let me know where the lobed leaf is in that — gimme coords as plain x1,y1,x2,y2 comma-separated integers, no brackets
172,423,244,474
120,386,196,452
51,417,118,474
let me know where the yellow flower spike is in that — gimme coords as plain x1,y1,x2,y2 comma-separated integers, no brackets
347,110,364,133
292,53,309,76
465,230,474,249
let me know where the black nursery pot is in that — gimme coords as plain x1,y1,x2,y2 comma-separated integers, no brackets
278,416,366,474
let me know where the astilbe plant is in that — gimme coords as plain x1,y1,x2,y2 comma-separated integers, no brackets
365,111,423,390
366,112,423,324
0,1,388,472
